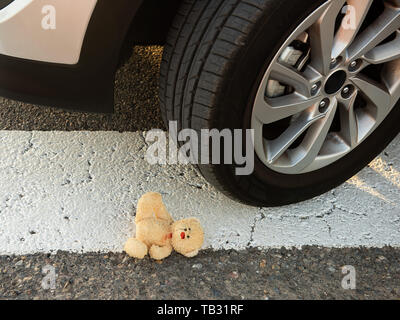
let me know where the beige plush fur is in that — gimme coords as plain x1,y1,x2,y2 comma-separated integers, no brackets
124,192,204,260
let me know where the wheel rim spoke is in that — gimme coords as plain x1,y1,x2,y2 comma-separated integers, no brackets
364,30,400,64
350,75,391,122
332,0,374,59
253,93,321,124
290,99,338,172
338,91,359,148
348,4,400,61
383,59,400,104
270,63,316,97
309,0,346,75
267,111,325,163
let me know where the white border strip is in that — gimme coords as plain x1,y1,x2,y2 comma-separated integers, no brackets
0,130,399,255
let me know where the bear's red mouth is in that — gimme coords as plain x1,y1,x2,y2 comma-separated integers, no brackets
180,232,186,239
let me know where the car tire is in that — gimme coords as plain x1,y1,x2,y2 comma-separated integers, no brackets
159,0,400,206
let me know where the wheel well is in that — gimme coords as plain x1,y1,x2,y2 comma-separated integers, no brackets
118,0,183,65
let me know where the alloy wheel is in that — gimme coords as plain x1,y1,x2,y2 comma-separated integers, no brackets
252,0,400,174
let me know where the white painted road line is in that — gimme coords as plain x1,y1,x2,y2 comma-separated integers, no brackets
0,130,399,255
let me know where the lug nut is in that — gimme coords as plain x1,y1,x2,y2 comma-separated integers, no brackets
330,56,342,69
311,82,321,95
341,85,354,99
319,98,330,113
349,59,361,72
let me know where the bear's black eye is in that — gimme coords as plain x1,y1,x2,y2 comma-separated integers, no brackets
189,228,191,231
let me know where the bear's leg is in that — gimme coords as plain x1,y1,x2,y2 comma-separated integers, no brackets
135,192,173,224
149,244,173,261
124,238,148,259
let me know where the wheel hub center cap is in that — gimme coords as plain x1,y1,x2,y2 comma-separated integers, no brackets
324,70,347,95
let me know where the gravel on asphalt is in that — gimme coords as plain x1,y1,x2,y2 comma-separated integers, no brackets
1,247,399,300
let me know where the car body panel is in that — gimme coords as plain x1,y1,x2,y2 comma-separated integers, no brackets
0,0,97,64
0,0,143,113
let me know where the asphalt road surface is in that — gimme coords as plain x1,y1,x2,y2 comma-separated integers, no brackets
0,46,399,300
1,248,400,300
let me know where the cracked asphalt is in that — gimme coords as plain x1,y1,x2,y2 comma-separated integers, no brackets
0,46,399,300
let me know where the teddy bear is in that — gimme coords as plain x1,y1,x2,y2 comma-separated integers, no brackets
124,192,204,260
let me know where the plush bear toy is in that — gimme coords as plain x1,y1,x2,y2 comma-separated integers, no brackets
124,192,204,260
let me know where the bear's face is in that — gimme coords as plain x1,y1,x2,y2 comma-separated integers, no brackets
171,218,204,257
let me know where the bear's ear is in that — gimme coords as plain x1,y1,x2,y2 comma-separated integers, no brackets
183,249,199,258
172,218,201,229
